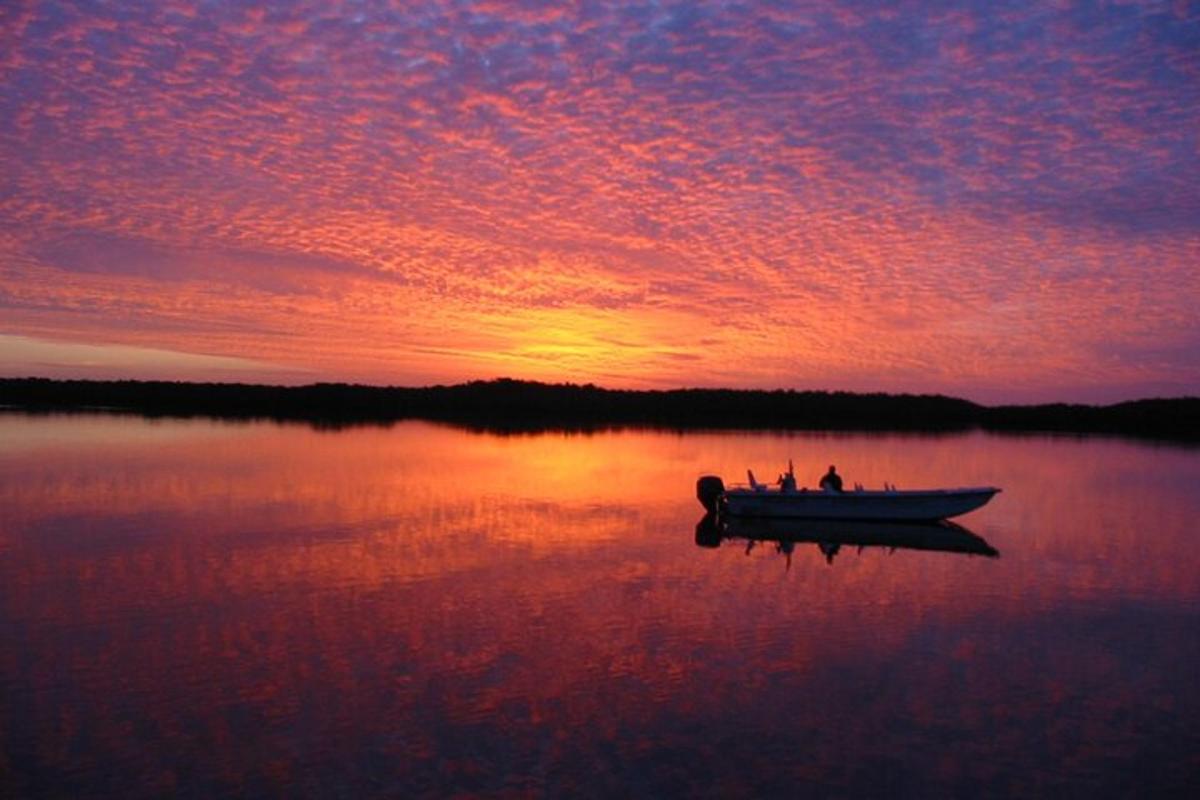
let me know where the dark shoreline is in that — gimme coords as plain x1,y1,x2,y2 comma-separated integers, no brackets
1,377,1196,442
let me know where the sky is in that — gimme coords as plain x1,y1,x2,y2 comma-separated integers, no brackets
1,0,1197,403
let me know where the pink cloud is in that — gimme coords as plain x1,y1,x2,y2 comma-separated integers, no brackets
0,1,1197,401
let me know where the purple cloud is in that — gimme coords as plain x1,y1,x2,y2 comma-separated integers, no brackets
0,1,1197,401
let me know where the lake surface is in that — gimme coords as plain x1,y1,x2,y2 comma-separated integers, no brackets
2,415,1198,797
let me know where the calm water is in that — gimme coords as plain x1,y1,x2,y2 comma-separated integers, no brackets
1,415,1198,798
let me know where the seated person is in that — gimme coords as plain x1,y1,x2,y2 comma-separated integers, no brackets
819,465,844,493
780,459,798,492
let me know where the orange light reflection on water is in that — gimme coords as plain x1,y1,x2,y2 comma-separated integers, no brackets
1,415,1197,795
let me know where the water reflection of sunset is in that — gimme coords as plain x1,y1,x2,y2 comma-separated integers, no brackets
2,416,1197,795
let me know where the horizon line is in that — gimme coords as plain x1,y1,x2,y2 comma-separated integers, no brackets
2,374,1196,410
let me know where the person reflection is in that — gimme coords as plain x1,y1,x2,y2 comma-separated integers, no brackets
818,541,841,564
775,539,794,570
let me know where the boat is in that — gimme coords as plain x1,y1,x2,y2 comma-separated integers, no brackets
694,513,999,560
696,464,999,521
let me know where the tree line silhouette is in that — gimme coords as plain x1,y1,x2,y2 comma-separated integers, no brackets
0,377,1195,440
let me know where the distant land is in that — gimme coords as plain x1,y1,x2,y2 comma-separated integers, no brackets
1,377,1197,441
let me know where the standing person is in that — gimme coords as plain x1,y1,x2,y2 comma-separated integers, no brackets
819,465,843,493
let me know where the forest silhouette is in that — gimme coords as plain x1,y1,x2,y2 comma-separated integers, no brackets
0,377,1195,440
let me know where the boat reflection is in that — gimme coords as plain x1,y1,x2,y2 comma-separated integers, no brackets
695,512,999,566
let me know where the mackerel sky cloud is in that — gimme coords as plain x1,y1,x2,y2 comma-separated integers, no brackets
1,0,1197,401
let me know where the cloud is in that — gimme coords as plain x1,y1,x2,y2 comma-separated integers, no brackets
0,0,1197,400
0,333,312,382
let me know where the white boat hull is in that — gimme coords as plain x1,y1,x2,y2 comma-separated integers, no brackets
720,487,999,521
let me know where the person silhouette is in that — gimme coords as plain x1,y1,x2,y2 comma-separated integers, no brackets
819,465,843,493
780,461,797,492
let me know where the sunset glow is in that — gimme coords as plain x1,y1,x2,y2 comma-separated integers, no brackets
1,1,1197,401
4,417,1199,794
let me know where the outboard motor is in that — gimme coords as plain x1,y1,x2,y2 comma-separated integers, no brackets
696,475,725,514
